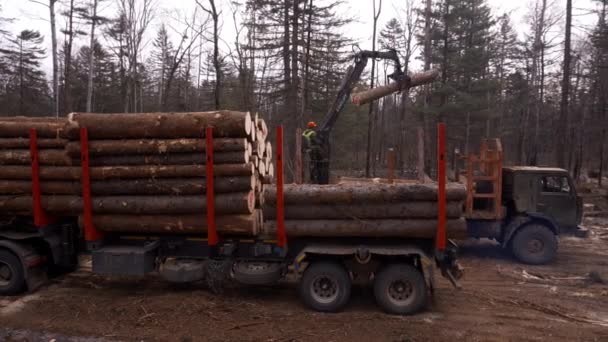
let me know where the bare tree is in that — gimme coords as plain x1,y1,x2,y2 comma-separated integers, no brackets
85,0,106,112
116,0,155,113
29,0,59,117
196,0,220,110
557,0,573,168
365,0,381,177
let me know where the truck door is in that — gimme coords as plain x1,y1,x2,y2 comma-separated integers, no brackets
537,175,578,229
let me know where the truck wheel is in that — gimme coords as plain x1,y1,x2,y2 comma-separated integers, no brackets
511,224,557,265
299,262,351,312
0,249,26,295
373,264,427,315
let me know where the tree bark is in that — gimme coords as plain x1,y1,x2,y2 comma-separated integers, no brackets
0,138,67,149
351,70,440,105
0,177,255,195
0,192,255,215
263,218,467,239
72,151,250,166
65,138,249,156
264,183,466,204
80,213,259,235
50,0,59,118
263,201,463,220
557,0,572,168
0,120,65,138
0,149,70,166
64,111,252,139
86,0,99,112
0,164,254,180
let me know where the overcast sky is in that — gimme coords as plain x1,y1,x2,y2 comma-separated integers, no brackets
1,0,601,74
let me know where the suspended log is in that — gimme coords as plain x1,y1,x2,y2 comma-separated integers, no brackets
0,137,67,149
0,149,71,166
0,120,65,138
64,138,248,156
80,213,259,235
264,183,466,204
0,163,255,180
263,218,467,239
72,151,250,166
64,111,252,139
0,177,255,196
0,192,255,215
351,69,440,105
263,201,463,220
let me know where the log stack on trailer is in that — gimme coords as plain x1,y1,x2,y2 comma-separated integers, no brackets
0,113,462,241
262,183,467,239
0,111,274,236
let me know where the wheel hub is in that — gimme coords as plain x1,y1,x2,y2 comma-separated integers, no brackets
527,238,544,254
388,280,413,302
311,276,339,304
0,261,12,287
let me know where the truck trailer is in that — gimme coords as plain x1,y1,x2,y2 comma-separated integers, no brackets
0,117,462,315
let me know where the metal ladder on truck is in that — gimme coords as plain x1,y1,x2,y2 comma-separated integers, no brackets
461,138,505,220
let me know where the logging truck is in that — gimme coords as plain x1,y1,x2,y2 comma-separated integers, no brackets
459,139,583,264
0,116,462,316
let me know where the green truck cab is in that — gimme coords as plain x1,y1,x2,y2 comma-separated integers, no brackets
466,166,583,265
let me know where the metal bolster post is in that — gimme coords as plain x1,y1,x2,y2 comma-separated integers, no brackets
436,123,447,252
29,128,54,227
205,126,218,246
276,126,287,248
80,127,103,244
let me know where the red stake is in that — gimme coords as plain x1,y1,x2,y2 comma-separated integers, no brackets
80,127,103,242
205,127,218,246
275,126,287,247
29,129,54,227
436,123,447,252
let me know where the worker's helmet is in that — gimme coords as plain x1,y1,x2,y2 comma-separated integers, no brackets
307,121,317,129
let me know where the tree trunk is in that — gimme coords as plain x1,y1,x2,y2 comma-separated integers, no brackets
0,164,254,180
65,138,249,156
75,151,250,167
80,213,259,235
263,201,463,220
264,183,466,204
64,111,252,139
50,0,59,118
0,138,67,149
0,177,255,195
0,149,70,166
263,218,467,239
86,0,99,112
557,0,572,168
0,191,255,215
365,0,382,178
0,119,65,138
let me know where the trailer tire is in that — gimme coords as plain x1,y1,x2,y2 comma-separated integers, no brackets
299,262,351,312
0,249,26,295
511,224,557,265
374,263,427,315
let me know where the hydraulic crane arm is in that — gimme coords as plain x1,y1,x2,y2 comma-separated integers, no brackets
318,49,406,136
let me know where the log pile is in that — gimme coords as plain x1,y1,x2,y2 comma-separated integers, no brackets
262,183,467,239
0,111,273,235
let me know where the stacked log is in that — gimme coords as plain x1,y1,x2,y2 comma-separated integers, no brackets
262,183,467,239
0,117,72,202
0,111,273,236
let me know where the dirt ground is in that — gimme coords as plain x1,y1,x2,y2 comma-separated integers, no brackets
1,195,608,341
